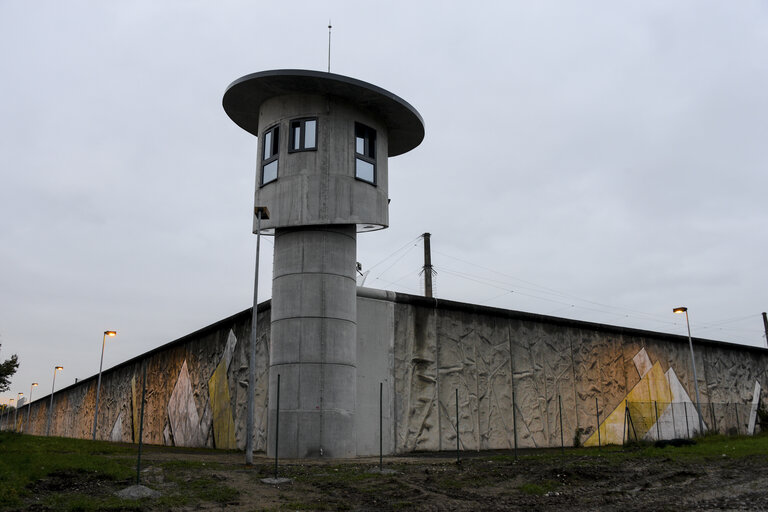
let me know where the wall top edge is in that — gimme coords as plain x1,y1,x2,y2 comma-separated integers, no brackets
377,289,768,354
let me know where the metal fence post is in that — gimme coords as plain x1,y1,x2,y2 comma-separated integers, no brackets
455,388,460,465
136,363,147,485
684,402,690,438
671,402,677,438
558,395,564,455
595,397,601,449
654,400,660,440
379,382,383,472
623,402,628,446
512,390,518,460
734,403,740,436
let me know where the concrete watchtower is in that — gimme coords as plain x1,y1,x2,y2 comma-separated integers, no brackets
223,70,424,457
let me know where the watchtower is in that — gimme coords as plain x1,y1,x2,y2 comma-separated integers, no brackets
223,69,424,457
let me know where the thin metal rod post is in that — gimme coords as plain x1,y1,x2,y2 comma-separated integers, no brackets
274,373,280,479
327,21,332,72
246,210,263,465
47,367,60,436
455,388,460,465
683,310,705,435
671,401,677,437
655,400,660,440
762,312,768,348
596,397,601,448
684,402,690,438
26,384,36,433
622,402,628,446
379,382,383,471
136,363,147,485
558,395,564,455
512,390,518,460
93,332,107,441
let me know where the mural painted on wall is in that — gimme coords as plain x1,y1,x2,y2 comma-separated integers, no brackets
585,348,763,446
163,330,239,448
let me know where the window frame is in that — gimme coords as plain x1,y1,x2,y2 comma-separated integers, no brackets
261,124,280,186
354,122,377,185
288,117,318,153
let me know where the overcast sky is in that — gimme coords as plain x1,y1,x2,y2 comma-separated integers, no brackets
2,1,767,406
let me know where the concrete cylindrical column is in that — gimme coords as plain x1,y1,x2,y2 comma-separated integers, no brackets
268,224,357,458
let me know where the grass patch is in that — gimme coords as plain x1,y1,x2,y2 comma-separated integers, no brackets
0,433,135,508
41,493,144,512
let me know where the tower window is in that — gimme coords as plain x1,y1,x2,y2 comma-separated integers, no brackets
289,118,317,152
355,123,376,184
261,125,279,185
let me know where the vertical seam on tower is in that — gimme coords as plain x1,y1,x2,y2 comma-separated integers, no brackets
319,228,326,454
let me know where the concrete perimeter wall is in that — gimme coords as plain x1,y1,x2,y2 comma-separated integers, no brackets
392,293,768,451
16,289,768,454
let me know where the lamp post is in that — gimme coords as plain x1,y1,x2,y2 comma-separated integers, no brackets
92,331,116,441
7,399,15,431
26,382,38,434
46,366,63,436
246,206,269,465
673,307,705,435
13,393,23,432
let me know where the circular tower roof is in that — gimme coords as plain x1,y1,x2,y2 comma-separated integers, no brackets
223,69,425,157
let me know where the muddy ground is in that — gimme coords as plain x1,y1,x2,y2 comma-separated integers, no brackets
21,446,768,511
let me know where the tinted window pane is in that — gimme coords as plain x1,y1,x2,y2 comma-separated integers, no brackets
367,130,375,158
305,120,316,148
293,125,301,150
355,158,375,183
263,131,272,159
263,160,278,184
356,136,365,154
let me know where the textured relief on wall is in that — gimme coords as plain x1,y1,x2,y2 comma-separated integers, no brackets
131,375,139,442
509,321,577,448
436,313,513,452
585,348,704,446
394,305,439,452
208,330,237,449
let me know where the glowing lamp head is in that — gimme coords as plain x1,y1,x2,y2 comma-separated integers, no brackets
55,366,63,371
673,307,687,314
32,382,38,387
105,331,116,337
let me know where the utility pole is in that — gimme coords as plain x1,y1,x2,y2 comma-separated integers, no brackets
762,312,768,348
422,232,434,298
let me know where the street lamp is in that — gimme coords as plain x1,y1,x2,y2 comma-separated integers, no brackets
26,382,38,433
673,307,705,435
46,366,63,436
7,399,15,431
246,206,269,465
13,393,23,432
92,330,116,441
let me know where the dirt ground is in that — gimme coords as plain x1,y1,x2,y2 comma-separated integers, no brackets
22,446,768,511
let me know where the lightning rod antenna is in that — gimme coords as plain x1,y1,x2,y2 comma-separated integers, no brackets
328,20,332,72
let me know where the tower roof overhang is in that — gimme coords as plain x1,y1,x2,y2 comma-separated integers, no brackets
223,69,425,157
